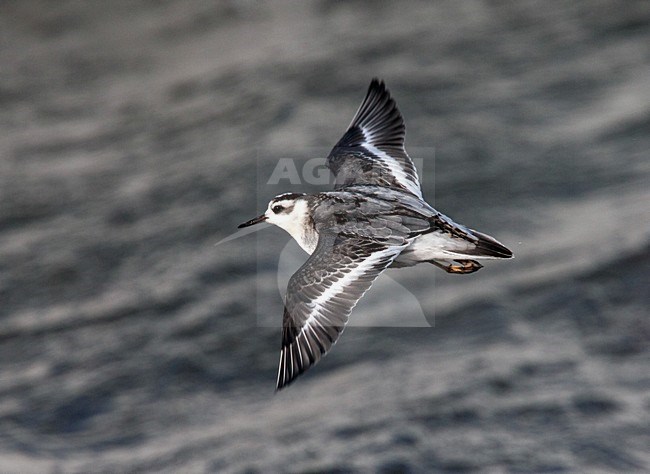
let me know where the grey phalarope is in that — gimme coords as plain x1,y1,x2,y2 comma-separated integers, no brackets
239,79,513,390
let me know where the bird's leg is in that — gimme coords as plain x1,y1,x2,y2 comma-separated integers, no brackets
430,259,483,274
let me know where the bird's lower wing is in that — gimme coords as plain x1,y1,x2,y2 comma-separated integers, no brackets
277,233,406,390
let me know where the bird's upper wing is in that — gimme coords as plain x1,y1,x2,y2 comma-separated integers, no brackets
327,79,422,198
276,232,406,390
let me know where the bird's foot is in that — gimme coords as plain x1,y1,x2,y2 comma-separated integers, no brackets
431,259,483,274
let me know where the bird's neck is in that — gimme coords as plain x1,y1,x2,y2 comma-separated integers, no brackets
280,202,318,254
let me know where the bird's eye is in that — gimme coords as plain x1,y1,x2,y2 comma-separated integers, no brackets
272,205,283,214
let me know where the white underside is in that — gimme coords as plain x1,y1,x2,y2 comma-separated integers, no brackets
292,228,501,264
394,232,500,266
397,232,473,261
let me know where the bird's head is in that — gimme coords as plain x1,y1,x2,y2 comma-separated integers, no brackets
238,193,308,232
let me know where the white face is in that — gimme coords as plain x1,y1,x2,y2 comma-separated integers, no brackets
264,197,308,233
253,193,316,254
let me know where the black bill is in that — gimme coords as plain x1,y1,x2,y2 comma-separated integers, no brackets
238,214,267,228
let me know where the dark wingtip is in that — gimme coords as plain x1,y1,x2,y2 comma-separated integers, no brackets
275,380,289,392
334,77,404,149
368,77,386,91
275,367,296,392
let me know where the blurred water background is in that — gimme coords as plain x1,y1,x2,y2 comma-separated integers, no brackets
1,1,649,472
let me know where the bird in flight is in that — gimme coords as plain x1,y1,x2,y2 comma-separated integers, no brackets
239,79,513,390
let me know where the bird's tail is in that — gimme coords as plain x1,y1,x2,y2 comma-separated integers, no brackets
465,229,514,259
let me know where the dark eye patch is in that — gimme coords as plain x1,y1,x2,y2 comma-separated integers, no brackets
272,204,284,214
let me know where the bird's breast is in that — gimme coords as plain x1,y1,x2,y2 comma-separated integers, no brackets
300,227,319,254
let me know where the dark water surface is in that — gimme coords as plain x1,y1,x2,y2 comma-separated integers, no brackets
1,1,649,472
